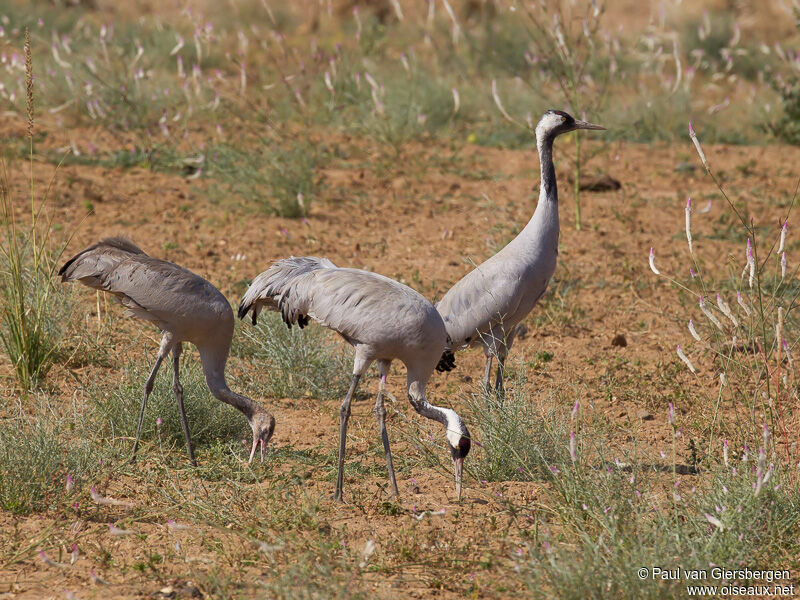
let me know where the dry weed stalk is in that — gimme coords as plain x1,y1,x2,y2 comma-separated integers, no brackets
650,123,799,470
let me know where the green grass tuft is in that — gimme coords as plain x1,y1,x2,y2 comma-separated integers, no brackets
91,350,246,454
235,313,352,401
0,398,106,514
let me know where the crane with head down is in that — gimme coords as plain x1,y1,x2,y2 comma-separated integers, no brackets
239,256,471,502
59,237,275,465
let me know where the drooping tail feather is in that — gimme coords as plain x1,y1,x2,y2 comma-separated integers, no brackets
59,237,147,288
238,256,336,326
436,349,456,373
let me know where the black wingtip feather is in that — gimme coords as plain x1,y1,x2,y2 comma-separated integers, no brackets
58,254,79,279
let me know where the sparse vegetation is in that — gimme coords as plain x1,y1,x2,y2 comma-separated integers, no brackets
465,379,570,482
0,28,69,391
519,399,800,599
235,313,352,400
651,124,800,463
2,1,800,598
0,396,106,514
90,349,245,453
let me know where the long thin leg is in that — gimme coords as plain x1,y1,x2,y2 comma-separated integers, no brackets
495,352,506,396
482,355,493,392
172,343,196,467
335,373,361,502
131,333,173,463
374,361,399,500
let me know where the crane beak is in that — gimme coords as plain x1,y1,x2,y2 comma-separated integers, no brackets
249,436,271,464
454,456,464,501
248,437,259,464
573,119,606,131
249,415,275,463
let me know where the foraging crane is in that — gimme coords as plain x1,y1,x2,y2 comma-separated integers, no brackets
436,110,605,392
59,237,275,465
238,257,471,502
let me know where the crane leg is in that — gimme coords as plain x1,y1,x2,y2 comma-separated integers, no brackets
132,333,173,463
494,353,506,396
172,343,196,467
335,373,361,502
374,363,399,501
482,355,493,393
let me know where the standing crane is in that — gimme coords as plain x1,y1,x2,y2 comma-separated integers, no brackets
238,257,471,502
59,237,275,465
436,110,605,392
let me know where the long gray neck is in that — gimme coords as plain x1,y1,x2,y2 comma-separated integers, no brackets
199,347,261,423
406,377,464,446
537,133,557,204
409,394,447,426
521,132,559,236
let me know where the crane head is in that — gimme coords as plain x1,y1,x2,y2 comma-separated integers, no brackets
248,411,276,463
536,109,605,140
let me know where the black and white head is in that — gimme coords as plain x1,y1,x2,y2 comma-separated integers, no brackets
535,109,605,141
248,411,276,463
441,408,471,500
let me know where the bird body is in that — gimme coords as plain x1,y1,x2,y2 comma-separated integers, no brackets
60,237,274,464
239,257,470,501
436,200,559,354
78,254,231,340
436,110,604,391
245,265,445,367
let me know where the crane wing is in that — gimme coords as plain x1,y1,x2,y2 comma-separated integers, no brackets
239,258,432,346
61,240,222,327
238,256,336,325
436,263,528,349
59,237,146,288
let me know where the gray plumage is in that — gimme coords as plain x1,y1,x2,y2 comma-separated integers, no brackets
436,110,605,392
59,237,275,465
239,257,471,501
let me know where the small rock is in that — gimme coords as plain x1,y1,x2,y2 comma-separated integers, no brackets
637,409,654,421
159,586,175,598
391,177,407,191
179,585,202,599
611,333,627,347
